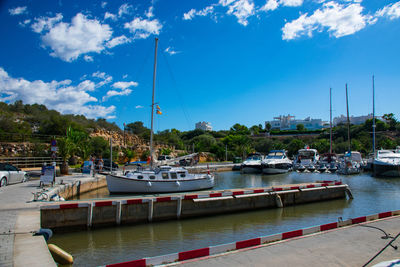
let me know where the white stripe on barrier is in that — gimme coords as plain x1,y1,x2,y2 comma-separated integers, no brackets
193,196,233,202
366,214,379,221
40,205,60,210
78,203,90,208
300,187,326,192
338,219,352,227
303,226,320,235
234,192,270,199
222,191,233,196
146,252,178,266
261,233,282,244
276,189,300,194
393,210,400,215
209,242,236,255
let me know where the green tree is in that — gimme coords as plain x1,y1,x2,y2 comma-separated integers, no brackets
296,124,305,131
265,123,272,132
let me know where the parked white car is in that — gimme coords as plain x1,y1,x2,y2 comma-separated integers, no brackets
0,163,29,187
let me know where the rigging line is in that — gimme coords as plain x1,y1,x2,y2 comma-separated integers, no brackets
159,46,193,129
363,231,400,267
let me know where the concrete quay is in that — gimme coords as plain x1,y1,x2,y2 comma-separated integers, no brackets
173,215,400,267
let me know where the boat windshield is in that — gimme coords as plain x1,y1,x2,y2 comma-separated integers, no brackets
267,152,284,159
247,155,261,160
298,150,316,159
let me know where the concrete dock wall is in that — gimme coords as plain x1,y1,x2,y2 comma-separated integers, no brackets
41,181,349,232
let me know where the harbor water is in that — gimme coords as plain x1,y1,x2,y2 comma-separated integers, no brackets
52,171,400,266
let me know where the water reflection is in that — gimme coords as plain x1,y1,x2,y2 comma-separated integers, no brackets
55,172,400,266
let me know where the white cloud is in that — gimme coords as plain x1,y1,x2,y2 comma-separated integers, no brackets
124,18,162,39
0,67,115,119
219,0,255,26
9,6,28,16
112,81,138,89
282,1,374,40
122,74,128,79
84,55,94,62
92,71,112,87
104,12,117,21
261,0,279,11
36,13,112,62
19,19,31,27
165,46,179,55
376,1,400,20
146,6,155,18
118,4,132,17
31,13,63,33
106,35,131,48
135,105,144,109
280,0,303,7
183,6,215,20
101,2,107,8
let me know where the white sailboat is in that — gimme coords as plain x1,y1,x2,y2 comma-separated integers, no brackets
106,38,214,193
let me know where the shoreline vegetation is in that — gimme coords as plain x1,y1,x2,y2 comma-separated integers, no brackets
1,101,399,165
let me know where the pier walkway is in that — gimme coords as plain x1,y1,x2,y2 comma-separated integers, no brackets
174,215,400,267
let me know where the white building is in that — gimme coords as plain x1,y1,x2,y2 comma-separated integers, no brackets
195,121,212,131
265,114,326,131
333,114,380,126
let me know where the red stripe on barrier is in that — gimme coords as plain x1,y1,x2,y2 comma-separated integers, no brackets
321,183,329,186
236,237,261,249
233,191,244,196
184,195,198,200
253,189,264,193
320,222,338,231
127,199,143,205
321,180,333,183
352,216,367,224
282,229,303,239
290,186,300,190
95,201,113,207
273,187,283,191
156,197,172,202
209,193,222,197
178,247,210,261
306,184,315,188
59,203,79,209
378,212,392,219
106,258,146,267
335,181,342,185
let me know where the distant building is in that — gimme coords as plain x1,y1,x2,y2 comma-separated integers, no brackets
333,113,381,126
195,121,212,131
265,114,326,131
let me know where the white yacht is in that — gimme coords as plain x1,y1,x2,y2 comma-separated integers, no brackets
373,149,400,177
106,166,214,193
106,38,215,193
261,150,292,174
241,153,263,174
294,148,319,172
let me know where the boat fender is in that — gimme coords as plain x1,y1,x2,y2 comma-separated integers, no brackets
147,181,152,187
48,244,74,265
34,228,53,241
175,181,180,187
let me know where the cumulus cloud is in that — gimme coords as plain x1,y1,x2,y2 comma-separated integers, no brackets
84,55,94,62
118,3,132,17
9,6,28,15
104,12,117,21
0,67,115,119
376,1,400,20
282,1,374,40
31,13,63,33
261,0,279,11
102,81,137,101
19,19,31,27
112,81,138,89
124,18,162,39
101,2,107,8
35,13,112,62
280,0,303,7
146,6,155,18
106,35,131,48
183,6,215,20
92,71,112,88
219,0,255,26
135,105,144,109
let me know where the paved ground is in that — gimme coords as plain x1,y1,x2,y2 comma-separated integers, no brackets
174,216,400,267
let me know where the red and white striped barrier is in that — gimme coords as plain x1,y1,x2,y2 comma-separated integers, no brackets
40,181,343,210
102,210,400,267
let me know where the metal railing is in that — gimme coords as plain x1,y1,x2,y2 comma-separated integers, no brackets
0,157,63,168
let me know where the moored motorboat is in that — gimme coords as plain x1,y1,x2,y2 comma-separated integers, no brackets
337,151,362,175
106,166,214,193
294,147,319,172
373,149,400,177
241,153,263,174
261,150,292,174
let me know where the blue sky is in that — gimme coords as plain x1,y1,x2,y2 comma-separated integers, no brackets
1,0,400,132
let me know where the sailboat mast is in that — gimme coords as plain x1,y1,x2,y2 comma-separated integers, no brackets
330,87,333,154
346,83,351,153
372,75,376,156
149,38,159,168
